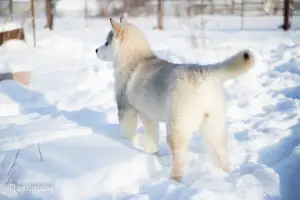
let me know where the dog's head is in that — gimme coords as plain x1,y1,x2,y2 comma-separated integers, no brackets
95,17,150,62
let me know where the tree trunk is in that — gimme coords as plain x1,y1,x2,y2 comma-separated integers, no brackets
157,0,164,30
45,0,53,30
283,0,291,30
31,0,36,46
9,0,13,19
241,0,245,30
123,0,129,15
84,0,88,21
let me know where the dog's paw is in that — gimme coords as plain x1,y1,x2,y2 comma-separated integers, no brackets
169,174,182,183
143,144,159,154
143,139,159,154
212,157,231,173
120,131,136,142
221,163,230,173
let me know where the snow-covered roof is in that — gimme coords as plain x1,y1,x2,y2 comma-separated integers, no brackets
0,22,21,32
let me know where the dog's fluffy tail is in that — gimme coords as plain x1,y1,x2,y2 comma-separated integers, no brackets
214,50,255,81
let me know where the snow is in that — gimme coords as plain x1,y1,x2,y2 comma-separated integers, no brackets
0,23,22,32
0,16,300,200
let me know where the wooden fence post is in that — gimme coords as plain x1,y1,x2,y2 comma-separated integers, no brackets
30,0,36,47
45,0,53,30
84,0,88,21
9,0,13,19
241,0,245,30
283,0,291,30
157,0,164,30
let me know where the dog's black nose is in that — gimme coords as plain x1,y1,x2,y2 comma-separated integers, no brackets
95,49,98,53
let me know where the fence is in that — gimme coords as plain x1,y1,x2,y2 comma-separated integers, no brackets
0,0,299,30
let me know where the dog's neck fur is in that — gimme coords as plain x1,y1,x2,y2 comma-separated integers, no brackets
114,35,154,78
114,36,153,69
113,36,155,98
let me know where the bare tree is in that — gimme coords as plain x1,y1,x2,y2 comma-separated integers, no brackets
123,0,129,14
96,0,109,17
210,0,215,14
9,0,13,19
45,0,53,30
230,0,235,14
31,0,36,46
200,0,206,48
241,0,245,30
84,0,88,21
283,0,291,30
157,0,164,30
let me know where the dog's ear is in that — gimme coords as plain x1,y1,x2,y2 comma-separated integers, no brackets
120,16,128,23
109,18,121,33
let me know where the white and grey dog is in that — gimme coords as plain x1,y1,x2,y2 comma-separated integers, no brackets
95,17,255,182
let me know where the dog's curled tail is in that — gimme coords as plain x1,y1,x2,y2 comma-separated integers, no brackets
216,50,255,81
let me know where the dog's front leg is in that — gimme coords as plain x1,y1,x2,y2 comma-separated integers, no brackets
139,113,159,154
115,86,138,141
118,106,137,141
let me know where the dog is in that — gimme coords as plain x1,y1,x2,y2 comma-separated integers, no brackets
95,17,255,182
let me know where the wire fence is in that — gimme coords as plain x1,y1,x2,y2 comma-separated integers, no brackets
0,0,299,31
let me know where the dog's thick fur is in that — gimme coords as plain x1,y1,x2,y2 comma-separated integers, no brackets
95,17,255,182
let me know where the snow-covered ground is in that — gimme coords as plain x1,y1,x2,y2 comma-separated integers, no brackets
0,16,300,200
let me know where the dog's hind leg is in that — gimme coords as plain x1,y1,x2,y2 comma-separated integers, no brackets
166,107,197,182
139,113,159,154
167,126,189,182
199,112,230,172
166,83,203,182
118,108,137,141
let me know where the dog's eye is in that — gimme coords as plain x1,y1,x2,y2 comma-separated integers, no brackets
105,42,109,47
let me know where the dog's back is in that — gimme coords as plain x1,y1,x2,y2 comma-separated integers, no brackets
127,50,254,123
